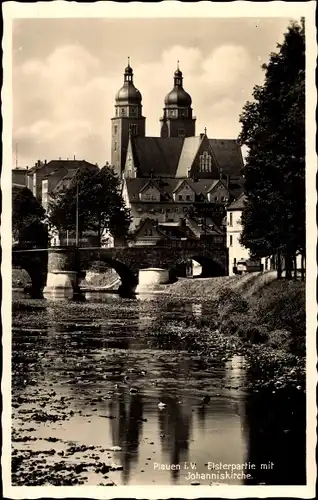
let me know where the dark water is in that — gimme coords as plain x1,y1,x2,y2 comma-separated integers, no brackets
12,291,306,486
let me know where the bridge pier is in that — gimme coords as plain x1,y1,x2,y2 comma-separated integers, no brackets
135,268,169,294
43,248,81,299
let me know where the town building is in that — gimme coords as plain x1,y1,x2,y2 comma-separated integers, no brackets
12,167,28,187
112,61,245,249
226,193,250,275
25,158,98,206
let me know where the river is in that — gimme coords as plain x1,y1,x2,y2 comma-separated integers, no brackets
11,291,306,487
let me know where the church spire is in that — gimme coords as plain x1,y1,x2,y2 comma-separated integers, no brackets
160,65,196,138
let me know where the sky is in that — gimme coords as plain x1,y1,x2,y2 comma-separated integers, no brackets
12,16,296,168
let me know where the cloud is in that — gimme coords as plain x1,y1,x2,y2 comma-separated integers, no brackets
13,43,252,167
201,45,251,88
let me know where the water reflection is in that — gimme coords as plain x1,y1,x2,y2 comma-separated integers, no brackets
108,394,145,484
12,292,305,486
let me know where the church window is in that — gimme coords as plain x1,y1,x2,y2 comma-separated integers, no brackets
114,125,117,134
199,151,212,172
114,142,117,151
130,124,138,136
121,107,125,115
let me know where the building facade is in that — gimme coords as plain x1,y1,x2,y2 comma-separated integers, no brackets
112,61,245,251
226,194,250,275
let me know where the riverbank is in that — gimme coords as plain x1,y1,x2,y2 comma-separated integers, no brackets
153,272,306,391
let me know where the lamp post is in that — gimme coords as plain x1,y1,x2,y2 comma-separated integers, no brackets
75,176,79,247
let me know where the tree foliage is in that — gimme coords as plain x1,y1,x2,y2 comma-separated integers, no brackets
48,165,131,245
12,186,48,247
238,19,305,276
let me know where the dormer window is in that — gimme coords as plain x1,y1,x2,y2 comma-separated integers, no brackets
199,151,212,172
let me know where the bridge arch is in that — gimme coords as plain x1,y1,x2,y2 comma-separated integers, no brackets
79,255,138,295
12,250,48,298
168,253,226,279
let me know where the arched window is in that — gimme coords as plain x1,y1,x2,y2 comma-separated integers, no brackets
199,151,212,172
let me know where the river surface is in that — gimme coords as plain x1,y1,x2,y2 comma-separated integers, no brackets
11,291,306,487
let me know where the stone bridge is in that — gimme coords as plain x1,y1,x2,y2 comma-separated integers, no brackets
12,242,228,297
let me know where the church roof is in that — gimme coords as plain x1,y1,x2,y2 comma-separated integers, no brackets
175,136,202,177
208,139,244,177
129,136,244,179
132,137,183,177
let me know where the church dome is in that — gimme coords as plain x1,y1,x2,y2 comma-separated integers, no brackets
115,60,142,104
164,65,192,107
115,84,142,104
164,87,192,106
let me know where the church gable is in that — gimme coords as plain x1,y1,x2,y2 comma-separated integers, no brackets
192,136,219,178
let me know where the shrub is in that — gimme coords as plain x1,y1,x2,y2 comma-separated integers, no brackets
266,329,291,349
217,289,249,317
237,324,269,344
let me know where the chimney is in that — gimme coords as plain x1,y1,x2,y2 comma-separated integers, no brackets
44,159,47,165
199,133,204,140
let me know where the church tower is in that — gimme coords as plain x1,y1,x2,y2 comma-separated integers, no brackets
160,64,196,138
111,60,146,178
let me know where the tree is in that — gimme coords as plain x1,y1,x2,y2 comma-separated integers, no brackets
48,165,131,246
238,19,305,279
12,185,48,248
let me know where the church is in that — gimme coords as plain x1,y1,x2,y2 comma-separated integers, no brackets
111,60,245,246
